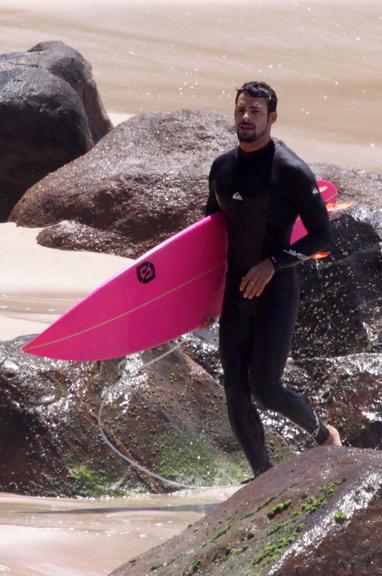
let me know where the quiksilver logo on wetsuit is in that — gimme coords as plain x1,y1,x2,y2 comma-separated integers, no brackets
232,192,243,201
136,261,156,284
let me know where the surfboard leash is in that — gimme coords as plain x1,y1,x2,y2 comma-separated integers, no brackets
97,339,208,491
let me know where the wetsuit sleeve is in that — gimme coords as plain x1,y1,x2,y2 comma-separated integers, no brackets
270,168,331,270
205,162,221,216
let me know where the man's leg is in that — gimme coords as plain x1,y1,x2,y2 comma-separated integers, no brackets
250,269,340,445
219,289,273,475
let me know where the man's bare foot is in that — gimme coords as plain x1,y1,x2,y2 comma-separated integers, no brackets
322,424,342,446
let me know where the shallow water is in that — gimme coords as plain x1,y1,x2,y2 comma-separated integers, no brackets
0,487,238,575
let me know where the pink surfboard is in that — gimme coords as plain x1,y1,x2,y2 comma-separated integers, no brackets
291,179,337,243
23,179,336,361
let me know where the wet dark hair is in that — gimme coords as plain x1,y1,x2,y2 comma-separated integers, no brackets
235,81,278,113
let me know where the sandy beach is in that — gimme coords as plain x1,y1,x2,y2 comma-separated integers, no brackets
0,223,131,341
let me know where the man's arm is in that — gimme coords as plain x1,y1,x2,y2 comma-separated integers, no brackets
240,165,331,299
205,164,221,216
200,163,222,325
270,167,331,270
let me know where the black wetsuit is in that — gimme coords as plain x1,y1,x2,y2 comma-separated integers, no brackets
206,139,330,475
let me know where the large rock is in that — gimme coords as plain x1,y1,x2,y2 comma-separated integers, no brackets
9,110,237,257
0,41,112,221
0,336,121,496
1,336,296,496
109,447,382,576
8,108,381,260
183,332,382,452
296,353,382,450
293,206,382,357
2,338,380,499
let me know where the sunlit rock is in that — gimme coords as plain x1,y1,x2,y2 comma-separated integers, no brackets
296,353,382,450
109,447,382,576
1,337,282,496
9,110,236,256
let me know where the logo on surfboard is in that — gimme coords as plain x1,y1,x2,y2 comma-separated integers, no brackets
136,261,156,284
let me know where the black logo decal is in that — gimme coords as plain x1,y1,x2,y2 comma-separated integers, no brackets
136,261,156,284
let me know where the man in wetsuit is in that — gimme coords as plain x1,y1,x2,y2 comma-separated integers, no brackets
206,81,341,477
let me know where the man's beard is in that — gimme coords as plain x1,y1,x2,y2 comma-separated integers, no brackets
237,130,257,143
237,122,268,143
237,123,258,143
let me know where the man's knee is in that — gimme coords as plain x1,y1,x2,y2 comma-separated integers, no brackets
253,382,286,411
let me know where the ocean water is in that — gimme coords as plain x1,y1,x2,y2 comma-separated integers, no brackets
0,0,381,169
0,487,238,576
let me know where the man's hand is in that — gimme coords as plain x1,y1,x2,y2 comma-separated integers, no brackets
240,258,275,299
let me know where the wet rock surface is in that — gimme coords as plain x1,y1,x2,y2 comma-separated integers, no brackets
0,41,111,221
8,105,381,262
9,109,237,257
0,336,117,496
0,337,261,496
296,354,382,450
184,337,382,454
293,206,382,357
109,447,382,576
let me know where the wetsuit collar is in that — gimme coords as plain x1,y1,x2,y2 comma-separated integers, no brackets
237,138,275,160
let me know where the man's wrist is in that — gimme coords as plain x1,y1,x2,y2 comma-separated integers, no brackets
269,256,277,271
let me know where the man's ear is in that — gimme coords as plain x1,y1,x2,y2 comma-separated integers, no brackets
270,111,278,125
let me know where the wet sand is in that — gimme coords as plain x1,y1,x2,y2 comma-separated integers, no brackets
0,223,130,340
0,486,239,576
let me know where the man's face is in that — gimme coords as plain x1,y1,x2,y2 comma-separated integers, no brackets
234,93,276,146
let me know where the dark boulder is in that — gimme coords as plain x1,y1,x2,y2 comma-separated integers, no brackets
293,206,382,358
296,353,382,450
0,336,117,496
109,447,382,576
8,106,381,263
0,336,294,496
0,41,112,221
9,109,237,257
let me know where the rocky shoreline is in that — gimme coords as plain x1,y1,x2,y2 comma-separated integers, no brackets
110,448,382,576
0,40,381,576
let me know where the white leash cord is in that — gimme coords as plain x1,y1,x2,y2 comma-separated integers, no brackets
97,341,205,491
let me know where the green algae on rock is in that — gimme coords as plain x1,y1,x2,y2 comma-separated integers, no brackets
109,448,382,576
